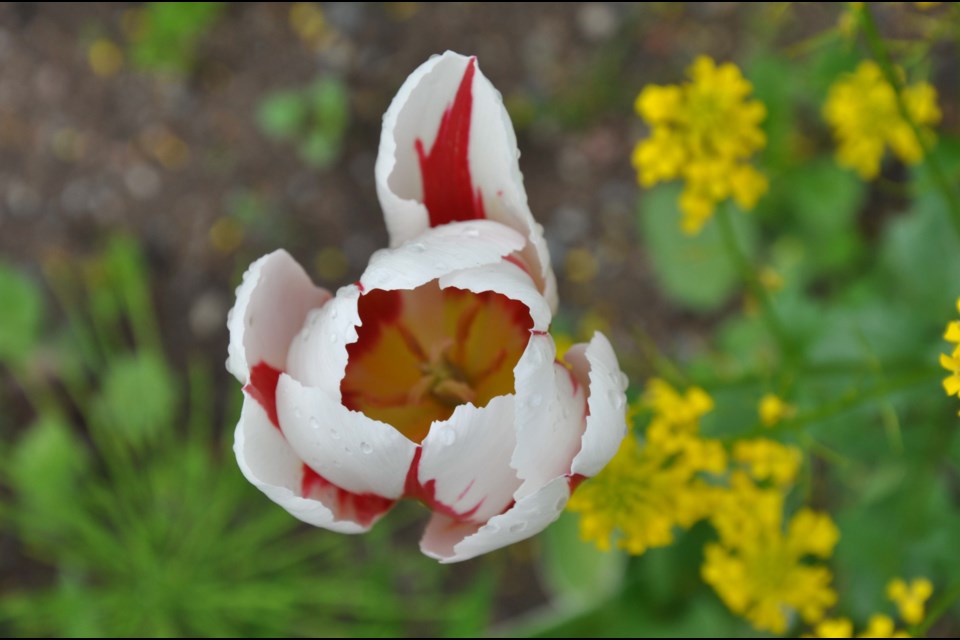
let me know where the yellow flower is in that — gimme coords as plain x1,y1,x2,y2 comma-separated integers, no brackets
887,577,933,625
823,61,940,180
942,299,960,405
859,614,910,638
704,472,839,634
758,392,795,427
734,438,803,486
632,56,768,234
811,618,855,638
568,381,725,554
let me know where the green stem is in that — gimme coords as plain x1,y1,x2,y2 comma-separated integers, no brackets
715,204,793,357
724,366,941,442
859,5,960,241
915,582,960,636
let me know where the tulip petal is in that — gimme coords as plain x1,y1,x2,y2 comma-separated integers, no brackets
276,373,417,499
420,476,571,563
566,333,629,478
285,284,362,397
415,394,520,523
226,250,331,384
510,335,588,499
234,395,389,533
376,50,557,309
359,220,525,293
438,260,552,332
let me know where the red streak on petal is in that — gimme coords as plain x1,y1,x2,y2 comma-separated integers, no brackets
404,447,483,521
244,362,282,429
415,58,486,227
355,281,365,293
530,329,548,336
301,464,395,528
504,254,531,276
567,473,587,493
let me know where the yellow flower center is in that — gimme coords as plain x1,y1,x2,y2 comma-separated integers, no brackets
341,282,533,443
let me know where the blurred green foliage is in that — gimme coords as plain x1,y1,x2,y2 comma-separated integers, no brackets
0,239,490,637
129,2,225,74
257,78,351,169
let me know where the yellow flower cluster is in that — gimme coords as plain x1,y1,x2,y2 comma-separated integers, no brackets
887,577,933,625
703,444,839,634
632,56,768,234
942,298,960,408
823,60,940,180
804,576,933,637
758,392,796,427
567,379,725,554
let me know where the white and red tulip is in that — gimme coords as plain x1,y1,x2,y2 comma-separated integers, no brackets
226,52,627,563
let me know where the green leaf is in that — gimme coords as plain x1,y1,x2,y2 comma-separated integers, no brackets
256,91,308,140
639,185,756,312
10,415,89,513
91,352,178,448
0,264,43,366
782,157,866,275
541,511,627,608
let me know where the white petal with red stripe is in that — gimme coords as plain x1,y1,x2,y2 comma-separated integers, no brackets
415,394,520,524
375,50,557,309
275,373,417,500
566,333,629,478
510,334,588,499
420,476,571,563
234,395,388,533
438,260,551,332
226,250,331,384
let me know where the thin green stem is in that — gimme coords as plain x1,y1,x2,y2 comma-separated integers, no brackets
859,5,960,241
724,366,941,442
715,204,793,357
915,582,960,636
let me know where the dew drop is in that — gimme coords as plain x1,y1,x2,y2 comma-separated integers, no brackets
410,242,426,253
463,227,480,238
509,522,526,534
328,332,337,343
294,408,302,419
617,371,629,390
329,427,341,440
344,446,352,454
480,523,500,534
528,393,543,409
309,416,320,430
360,441,373,454
439,427,456,446
330,308,339,320
608,389,625,409
247,314,255,328
554,497,567,512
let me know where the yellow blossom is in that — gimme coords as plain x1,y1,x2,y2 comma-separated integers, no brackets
569,381,725,555
758,392,795,427
704,472,839,634
810,618,855,638
632,56,768,234
942,299,960,406
823,60,940,180
734,438,803,486
859,614,910,638
887,577,933,625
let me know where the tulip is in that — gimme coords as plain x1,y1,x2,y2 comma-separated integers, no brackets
227,52,627,562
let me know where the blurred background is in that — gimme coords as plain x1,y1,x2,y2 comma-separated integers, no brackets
1,3,958,637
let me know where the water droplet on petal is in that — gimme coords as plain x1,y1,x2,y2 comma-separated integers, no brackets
438,427,456,446
617,371,629,390
328,333,337,343
410,242,426,253
608,389,625,409
309,416,319,430
247,314,255,327
344,446,352,454
360,441,373,454
528,393,543,408
554,497,567,512
329,427,341,440
463,227,479,238
294,408,302,419
331,308,339,320
509,522,526,534
480,523,500,534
